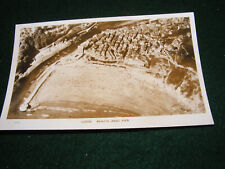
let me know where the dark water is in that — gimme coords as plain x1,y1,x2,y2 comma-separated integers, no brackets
8,101,140,119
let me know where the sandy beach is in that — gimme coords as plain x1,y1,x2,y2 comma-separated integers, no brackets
10,60,192,118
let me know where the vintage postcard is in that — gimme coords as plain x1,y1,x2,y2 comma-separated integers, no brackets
0,12,214,130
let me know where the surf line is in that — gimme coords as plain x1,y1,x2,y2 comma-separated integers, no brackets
19,62,58,112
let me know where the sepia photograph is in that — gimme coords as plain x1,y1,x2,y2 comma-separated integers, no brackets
0,12,213,129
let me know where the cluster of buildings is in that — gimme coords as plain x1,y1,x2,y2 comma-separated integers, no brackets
80,17,191,69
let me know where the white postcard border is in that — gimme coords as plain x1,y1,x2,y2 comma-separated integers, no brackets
0,12,214,130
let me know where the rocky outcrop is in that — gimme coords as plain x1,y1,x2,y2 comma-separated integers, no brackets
17,23,95,79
